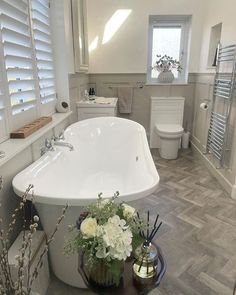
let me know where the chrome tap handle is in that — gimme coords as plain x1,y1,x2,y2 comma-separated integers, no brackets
45,138,55,151
51,135,57,141
51,130,65,142
59,130,65,140
45,138,52,148
41,138,55,156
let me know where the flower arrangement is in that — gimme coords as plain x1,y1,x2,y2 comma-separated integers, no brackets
152,54,182,73
65,192,144,287
0,176,68,295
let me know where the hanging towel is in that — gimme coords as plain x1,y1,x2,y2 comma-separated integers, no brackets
117,87,133,114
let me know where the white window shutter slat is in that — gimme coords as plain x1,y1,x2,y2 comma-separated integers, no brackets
0,1,28,22
5,0,28,13
7,68,34,81
0,14,29,34
4,42,31,58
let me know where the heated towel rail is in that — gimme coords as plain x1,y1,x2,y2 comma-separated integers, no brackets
207,44,236,168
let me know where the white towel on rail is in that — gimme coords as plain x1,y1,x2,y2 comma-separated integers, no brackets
117,87,133,114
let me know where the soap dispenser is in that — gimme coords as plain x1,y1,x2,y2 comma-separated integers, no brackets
89,88,96,100
84,90,89,101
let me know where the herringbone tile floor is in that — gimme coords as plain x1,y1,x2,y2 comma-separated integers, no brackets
47,149,236,295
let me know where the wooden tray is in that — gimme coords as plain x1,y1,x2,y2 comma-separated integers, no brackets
10,116,52,139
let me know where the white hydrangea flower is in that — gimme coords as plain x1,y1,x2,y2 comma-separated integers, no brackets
96,215,133,261
109,215,127,228
95,243,108,259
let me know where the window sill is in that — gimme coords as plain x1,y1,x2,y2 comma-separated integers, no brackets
0,112,72,167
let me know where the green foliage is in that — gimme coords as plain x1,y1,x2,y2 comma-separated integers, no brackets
86,192,121,225
153,54,182,72
132,233,144,251
109,259,124,286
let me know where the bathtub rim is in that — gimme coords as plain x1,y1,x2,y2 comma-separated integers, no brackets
12,117,160,206
12,179,159,206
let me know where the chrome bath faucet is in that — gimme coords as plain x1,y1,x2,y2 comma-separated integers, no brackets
53,140,74,151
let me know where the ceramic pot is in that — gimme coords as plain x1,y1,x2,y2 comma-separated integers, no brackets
89,259,124,287
55,99,70,113
158,71,174,83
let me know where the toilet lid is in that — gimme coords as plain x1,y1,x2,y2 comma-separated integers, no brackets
156,124,183,134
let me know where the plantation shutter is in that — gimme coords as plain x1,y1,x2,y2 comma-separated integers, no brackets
0,0,39,130
31,0,56,116
0,59,8,142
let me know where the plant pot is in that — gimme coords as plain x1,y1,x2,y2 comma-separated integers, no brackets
158,71,174,83
89,259,124,287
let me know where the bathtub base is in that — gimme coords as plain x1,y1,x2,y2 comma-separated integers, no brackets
35,203,87,288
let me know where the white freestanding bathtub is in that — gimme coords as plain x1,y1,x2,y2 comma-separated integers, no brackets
13,117,159,288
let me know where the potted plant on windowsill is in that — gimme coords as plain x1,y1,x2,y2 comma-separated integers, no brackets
152,54,182,83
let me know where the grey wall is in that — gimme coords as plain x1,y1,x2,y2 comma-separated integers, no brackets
192,74,214,153
0,148,32,244
89,73,196,133
192,73,236,189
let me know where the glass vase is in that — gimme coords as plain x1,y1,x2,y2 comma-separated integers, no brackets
89,259,124,287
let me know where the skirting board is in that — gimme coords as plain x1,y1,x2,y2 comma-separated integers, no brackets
232,185,236,199
191,141,236,199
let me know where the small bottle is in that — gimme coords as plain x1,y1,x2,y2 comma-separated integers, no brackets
89,88,95,100
91,88,96,96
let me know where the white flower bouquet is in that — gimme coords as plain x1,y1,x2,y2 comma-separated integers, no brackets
65,192,144,287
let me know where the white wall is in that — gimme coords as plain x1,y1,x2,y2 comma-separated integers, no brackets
87,0,206,74
198,0,236,72
51,0,75,100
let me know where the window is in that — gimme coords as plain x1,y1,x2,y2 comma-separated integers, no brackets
147,15,191,84
0,0,56,143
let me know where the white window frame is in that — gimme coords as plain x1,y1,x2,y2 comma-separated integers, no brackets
147,15,191,84
0,45,10,142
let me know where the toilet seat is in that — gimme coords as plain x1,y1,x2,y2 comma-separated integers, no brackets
156,124,184,135
155,124,183,137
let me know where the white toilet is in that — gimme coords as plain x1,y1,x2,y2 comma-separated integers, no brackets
150,97,185,159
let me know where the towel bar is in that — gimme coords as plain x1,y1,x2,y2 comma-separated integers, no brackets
206,43,236,168
108,82,144,89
